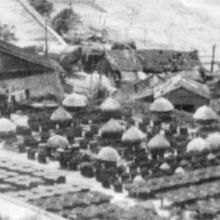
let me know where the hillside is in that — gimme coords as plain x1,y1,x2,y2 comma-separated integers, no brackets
52,0,220,65
0,0,219,65
0,0,66,52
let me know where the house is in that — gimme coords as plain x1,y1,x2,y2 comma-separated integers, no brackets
135,75,210,112
137,49,203,74
0,40,64,102
96,49,143,85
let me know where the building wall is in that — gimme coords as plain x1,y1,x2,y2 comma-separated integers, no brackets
0,71,64,101
164,88,209,112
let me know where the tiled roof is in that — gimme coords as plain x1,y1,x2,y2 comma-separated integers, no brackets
0,39,54,71
137,49,202,73
154,75,210,99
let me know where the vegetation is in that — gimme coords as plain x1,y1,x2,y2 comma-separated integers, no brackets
52,8,81,36
0,23,17,42
28,0,53,17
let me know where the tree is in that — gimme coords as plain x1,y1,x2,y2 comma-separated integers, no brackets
52,8,81,36
0,23,17,42
28,0,53,17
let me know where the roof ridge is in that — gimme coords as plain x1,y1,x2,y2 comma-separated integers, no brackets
154,75,210,99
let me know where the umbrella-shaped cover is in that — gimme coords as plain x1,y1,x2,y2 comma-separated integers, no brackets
47,135,69,149
193,105,218,121
186,137,209,153
50,107,72,122
133,175,145,183
121,126,146,144
160,162,171,170
206,132,220,150
100,119,125,136
100,97,121,113
63,93,88,108
175,167,186,175
96,146,121,162
150,97,174,112
147,134,170,150
0,118,16,134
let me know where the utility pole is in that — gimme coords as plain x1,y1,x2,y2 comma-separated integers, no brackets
45,18,48,57
143,29,147,46
210,44,216,73
125,27,128,41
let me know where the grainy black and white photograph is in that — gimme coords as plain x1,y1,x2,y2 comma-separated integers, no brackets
0,0,219,220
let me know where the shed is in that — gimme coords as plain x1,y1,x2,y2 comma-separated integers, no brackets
0,40,63,101
154,76,210,112
96,49,143,84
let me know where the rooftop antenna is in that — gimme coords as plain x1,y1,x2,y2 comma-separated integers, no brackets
210,44,216,73
45,17,48,57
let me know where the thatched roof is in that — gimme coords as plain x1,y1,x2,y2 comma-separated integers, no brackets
148,134,171,150
105,49,143,72
193,105,218,121
96,147,121,162
133,175,145,183
137,49,202,73
175,167,186,174
47,135,69,149
121,126,146,144
160,162,171,170
100,97,121,112
150,97,174,112
186,137,209,152
206,132,220,150
0,118,16,133
63,93,88,108
100,119,124,135
50,107,72,122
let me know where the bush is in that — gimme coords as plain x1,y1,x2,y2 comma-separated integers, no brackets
28,0,53,17
0,23,17,42
52,8,81,36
